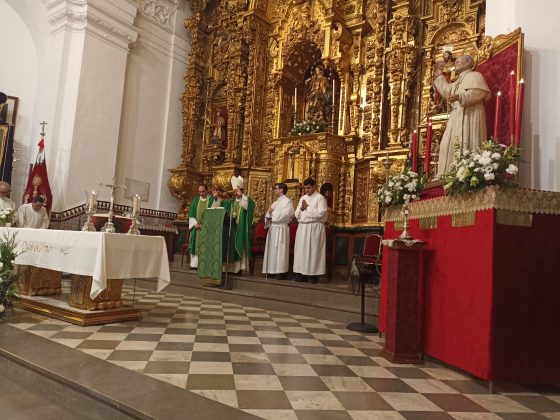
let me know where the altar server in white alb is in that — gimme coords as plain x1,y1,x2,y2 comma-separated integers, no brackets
263,182,294,279
18,196,50,229
293,178,328,283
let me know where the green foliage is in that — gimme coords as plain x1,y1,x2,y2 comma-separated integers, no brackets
0,233,19,319
442,140,521,195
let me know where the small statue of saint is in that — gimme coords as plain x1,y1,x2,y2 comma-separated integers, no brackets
428,46,455,115
210,109,226,146
305,65,330,123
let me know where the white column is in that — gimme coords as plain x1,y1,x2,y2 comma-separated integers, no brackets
42,0,138,211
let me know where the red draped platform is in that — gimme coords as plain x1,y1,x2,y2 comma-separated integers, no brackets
379,187,560,384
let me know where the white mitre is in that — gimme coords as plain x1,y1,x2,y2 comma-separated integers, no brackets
231,175,244,190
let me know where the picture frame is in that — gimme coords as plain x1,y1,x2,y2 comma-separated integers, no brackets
1,96,19,126
0,125,10,168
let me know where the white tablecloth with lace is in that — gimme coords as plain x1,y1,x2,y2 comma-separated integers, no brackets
3,227,170,299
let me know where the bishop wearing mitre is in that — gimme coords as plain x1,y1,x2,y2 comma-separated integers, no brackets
222,176,255,274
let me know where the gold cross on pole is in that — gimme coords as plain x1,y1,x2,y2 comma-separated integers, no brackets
39,121,48,136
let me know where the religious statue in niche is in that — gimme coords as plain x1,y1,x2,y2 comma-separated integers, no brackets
305,65,333,123
428,46,455,115
210,108,227,147
320,183,333,208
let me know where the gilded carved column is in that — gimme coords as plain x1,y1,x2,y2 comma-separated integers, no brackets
385,1,419,148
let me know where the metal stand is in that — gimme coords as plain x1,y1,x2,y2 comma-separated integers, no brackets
222,204,234,290
101,211,116,233
81,211,96,232
347,274,378,333
127,217,141,235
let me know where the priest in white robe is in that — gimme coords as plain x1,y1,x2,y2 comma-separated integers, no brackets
293,178,328,283
18,196,50,229
433,54,491,177
262,182,294,279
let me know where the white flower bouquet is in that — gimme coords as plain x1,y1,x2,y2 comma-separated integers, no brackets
0,208,15,227
442,140,520,195
378,171,425,208
290,119,326,136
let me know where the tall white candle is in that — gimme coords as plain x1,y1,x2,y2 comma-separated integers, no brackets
294,87,297,113
88,191,96,211
132,195,140,215
332,79,336,107
109,194,114,214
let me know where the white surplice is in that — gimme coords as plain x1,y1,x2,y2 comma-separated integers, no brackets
433,69,491,176
293,191,328,276
262,195,294,274
17,203,50,229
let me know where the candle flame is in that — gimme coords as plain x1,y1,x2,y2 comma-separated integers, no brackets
510,71,515,75
520,79,524,83
497,91,502,96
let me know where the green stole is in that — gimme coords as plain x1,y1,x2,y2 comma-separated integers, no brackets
188,195,214,255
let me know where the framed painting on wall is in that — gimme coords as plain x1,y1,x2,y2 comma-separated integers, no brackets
0,96,18,126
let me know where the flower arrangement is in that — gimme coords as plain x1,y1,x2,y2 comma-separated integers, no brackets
0,234,18,320
290,119,326,136
378,171,425,208
442,140,520,195
0,208,15,227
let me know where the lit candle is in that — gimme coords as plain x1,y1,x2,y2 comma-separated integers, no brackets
411,130,418,172
109,194,114,214
424,121,433,177
338,85,343,127
332,79,336,107
514,79,524,146
294,87,297,113
493,91,502,142
509,71,515,145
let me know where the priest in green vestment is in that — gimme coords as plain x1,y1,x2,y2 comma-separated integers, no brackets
188,184,214,268
222,176,255,274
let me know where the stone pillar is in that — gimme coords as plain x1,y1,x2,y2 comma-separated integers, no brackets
381,238,427,364
42,0,138,211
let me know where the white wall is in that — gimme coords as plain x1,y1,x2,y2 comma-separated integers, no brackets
0,0,189,215
487,0,560,192
115,3,189,212
0,0,48,204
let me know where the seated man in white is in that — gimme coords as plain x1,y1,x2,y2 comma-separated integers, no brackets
18,196,50,229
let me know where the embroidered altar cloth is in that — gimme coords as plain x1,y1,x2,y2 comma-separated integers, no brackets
4,228,170,299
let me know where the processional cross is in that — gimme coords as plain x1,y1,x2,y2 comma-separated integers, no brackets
99,178,127,233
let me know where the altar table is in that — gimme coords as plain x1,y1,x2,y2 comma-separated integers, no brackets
379,187,560,384
6,227,170,299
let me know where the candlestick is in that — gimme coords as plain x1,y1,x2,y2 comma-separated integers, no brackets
508,71,515,145
514,79,524,146
411,130,418,172
424,121,433,177
493,91,502,141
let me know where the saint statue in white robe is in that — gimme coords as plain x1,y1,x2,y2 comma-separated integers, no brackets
433,55,491,176
18,203,50,229
293,190,328,277
262,194,294,275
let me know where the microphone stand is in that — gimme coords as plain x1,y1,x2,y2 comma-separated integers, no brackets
223,199,234,290
264,216,272,280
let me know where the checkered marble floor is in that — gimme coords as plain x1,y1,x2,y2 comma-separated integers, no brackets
9,285,560,420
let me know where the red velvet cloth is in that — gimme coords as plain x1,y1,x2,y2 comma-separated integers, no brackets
477,42,520,145
419,185,445,200
251,222,267,254
379,210,560,383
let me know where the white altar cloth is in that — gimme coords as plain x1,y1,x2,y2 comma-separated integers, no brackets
4,228,170,299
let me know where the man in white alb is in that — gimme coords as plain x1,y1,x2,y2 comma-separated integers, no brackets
263,182,294,279
18,196,50,229
293,178,328,284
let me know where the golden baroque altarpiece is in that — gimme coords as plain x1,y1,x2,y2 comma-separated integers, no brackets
169,0,496,227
